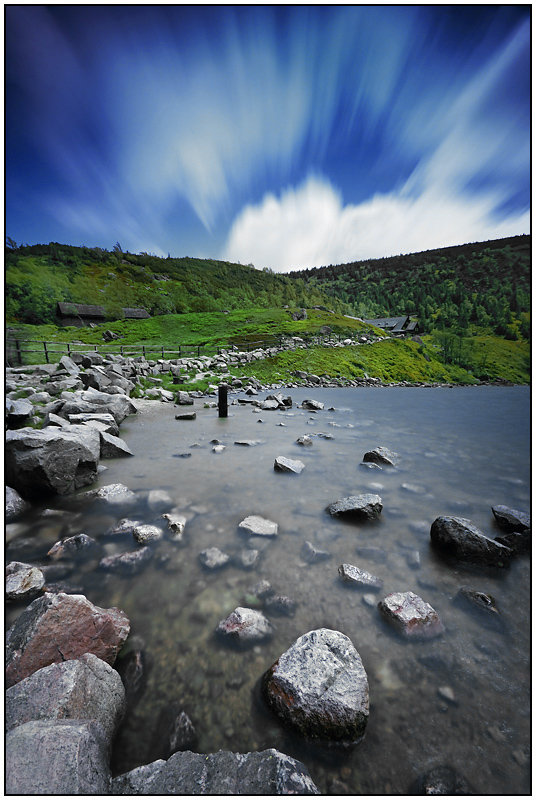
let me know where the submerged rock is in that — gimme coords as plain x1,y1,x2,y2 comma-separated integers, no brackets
456,586,499,615
199,547,230,569
112,748,319,795
327,494,383,520
378,591,445,639
238,515,278,538
362,446,399,466
47,533,98,560
99,547,154,575
161,513,187,542
491,504,530,532
338,563,383,591
152,703,198,760
263,628,369,744
410,764,475,795
430,516,512,567
216,606,273,646
263,595,297,616
133,524,163,544
301,541,330,563
274,456,305,474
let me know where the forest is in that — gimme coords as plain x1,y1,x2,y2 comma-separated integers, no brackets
289,235,530,341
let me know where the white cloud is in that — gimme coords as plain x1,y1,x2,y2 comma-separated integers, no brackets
220,174,529,272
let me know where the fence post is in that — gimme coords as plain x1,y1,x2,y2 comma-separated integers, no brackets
142,346,146,358
67,343,71,355
162,346,165,359
120,346,124,356
43,342,49,364
16,339,22,366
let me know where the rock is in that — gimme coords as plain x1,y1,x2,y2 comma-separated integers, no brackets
112,748,319,795
6,719,111,795
301,541,330,563
5,592,130,688
162,513,187,542
355,545,387,563
115,646,150,706
6,561,45,602
296,435,313,446
362,446,399,466
494,529,530,554
327,494,383,521
274,456,305,474
248,580,274,600
234,439,261,446
6,486,30,521
437,685,457,705
212,444,226,453
5,426,101,498
5,652,125,742
68,412,120,436
133,524,163,544
292,308,308,321
491,504,530,532
430,516,512,567
456,586,499,615
175,412,196,420
47,533,98,560
99,547,154,575
152,703,198,760
6,397,34,428
338,563,383,590
175,391,194,405
263,628,369,744
86,482,137,505
301,399,324,410
216,607,273,646
263,595,297,616
104,518,141,538
58,354,81,375
238,515,278,537
378,591,445,639
235,549,260,569
100,431,134,458
199,547,230,569
79,388,136,423
410,764,474,795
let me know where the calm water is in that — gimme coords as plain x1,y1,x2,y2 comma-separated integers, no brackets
6,387,531,794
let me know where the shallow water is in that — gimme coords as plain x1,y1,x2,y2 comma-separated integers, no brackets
7,386,531,794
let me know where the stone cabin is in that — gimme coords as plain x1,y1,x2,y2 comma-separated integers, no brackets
56,303,150,327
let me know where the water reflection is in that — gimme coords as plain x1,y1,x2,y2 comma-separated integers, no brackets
6,387,530,794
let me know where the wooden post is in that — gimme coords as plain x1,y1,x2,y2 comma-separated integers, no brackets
218,384,228,418
67,343,71,355
43,342,49,364
16,339,22,366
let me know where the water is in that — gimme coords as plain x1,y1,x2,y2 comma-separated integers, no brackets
6,387,530,794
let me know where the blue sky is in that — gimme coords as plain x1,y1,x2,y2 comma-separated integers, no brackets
6,4,530,272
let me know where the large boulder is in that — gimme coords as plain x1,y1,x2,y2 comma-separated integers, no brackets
327,494,383,521
262,628,369,744
430,516,512,567
378,591,445,639
5,397,34,428
6,561,45,602
80,388,136,423
5,426,101,498
6,652,125,742
6,719,111,795
112,748,319,795
6,592,130,688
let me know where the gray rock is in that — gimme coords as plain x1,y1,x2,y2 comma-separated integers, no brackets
301,541,330,563
112,748,319,795
161,513,187,542
47,533,98,560
175,391,194,405
235,549,260,569
296,435,313,446
338,563,383,590
430,516,512,567
491,504,530,532
199,547,230,569
274,456,305,474
410,764,474,795
68,412,120,436
6,561,45,602
86,482,137,505
362,446,399,466
5,426,101,498
234,439,261,446
301,399,324,410
58,355,81,375
133,524,163,544
238,515,278,537
175,411,196,420
6,486,30,521
6,652,125,742
263,595,297,616
152,703,198,760
6,719,111,795
378,591,445,639
99,547,154,575
6,592,130,688
456,586,499,615
216,606,273,645
327,494,383,520
104,518,141,538
263,628,369,744
79,388,137,423
6,397,34,426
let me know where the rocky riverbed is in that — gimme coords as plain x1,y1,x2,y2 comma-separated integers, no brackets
5,364,531,794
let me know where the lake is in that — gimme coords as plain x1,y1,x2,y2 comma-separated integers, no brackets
6,386,531,794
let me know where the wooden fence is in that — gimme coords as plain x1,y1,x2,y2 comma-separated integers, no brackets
5,331,350,368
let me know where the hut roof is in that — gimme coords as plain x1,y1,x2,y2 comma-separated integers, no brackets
57,302,106,317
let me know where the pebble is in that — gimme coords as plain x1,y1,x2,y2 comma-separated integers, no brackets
437,686,457,704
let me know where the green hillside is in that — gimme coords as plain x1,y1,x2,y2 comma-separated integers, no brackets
5,241,347,325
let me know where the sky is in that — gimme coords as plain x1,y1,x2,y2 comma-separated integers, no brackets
5,4,530,272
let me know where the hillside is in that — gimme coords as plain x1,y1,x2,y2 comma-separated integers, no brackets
5,241,348,326
289,235,530,341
